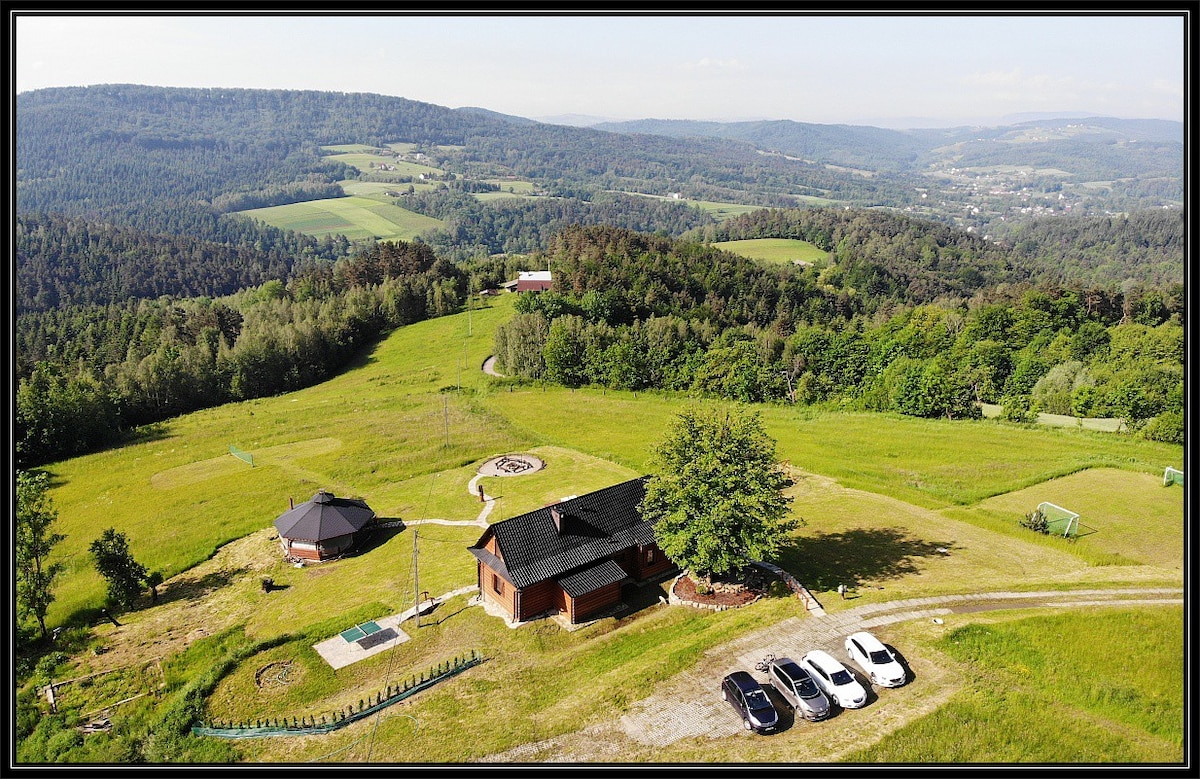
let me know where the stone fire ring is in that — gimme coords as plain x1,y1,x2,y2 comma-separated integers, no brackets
477,453,545,477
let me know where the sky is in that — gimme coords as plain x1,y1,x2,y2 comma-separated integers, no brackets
12,11,1187,129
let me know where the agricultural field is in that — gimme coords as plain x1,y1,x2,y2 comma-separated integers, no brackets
712,237,828,266
238,196,444,241
320,144,444,177
23,294,1185,765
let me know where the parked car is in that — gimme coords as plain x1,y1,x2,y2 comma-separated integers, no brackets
844,631,907,688
800,649,868,709
765,657,831,721
721,671,780,733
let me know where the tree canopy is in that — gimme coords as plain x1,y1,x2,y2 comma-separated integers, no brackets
89,528,149,612
16,470,65,641
641,406,798,586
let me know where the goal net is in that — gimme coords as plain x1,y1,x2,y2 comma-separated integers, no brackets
1163,466,1184,487
229,444,255,467
1037,502,1079,538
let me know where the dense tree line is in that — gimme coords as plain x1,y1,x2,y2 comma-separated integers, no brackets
987,209,1185,287
404,188,715,257
15,240,467,468
493,225,1183,441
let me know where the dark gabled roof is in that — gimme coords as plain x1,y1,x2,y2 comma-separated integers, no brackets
274,490,375,542
467,545,513,584
469,477,654,590
557,559,629,598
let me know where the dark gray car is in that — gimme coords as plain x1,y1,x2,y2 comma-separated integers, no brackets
721,671,779,733
766,657,831,721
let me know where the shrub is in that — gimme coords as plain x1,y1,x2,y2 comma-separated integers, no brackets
1020,509,1049,534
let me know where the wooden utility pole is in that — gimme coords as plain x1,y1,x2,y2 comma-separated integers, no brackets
412,529,420,628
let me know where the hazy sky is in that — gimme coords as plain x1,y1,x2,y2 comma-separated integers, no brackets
12,11,1187,128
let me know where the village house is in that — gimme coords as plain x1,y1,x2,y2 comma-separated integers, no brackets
467,477,676,624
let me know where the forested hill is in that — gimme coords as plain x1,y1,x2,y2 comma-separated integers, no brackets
592,118,929,171
986,209,1185,288
15,84,914,227
15,213,324,313
689,207,1031,302
593,116,1183,181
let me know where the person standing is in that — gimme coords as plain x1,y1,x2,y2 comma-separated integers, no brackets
837,583,847,600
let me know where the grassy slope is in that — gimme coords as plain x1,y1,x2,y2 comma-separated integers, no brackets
32,293,1184,764
712,237,828,265
239,196,444,241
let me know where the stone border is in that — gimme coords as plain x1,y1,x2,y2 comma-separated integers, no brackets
667,573,764,612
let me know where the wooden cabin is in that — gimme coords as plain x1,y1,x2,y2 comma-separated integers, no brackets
273,490,377,561
468,477,676,624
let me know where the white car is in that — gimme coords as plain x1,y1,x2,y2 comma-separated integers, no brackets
844,631,907,688
799,649,868,709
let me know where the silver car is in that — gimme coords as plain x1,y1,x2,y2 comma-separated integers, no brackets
766,657,831,721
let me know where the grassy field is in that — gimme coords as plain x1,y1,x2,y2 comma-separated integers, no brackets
847,607,1183,762
712,237,828,265
26,293,1185,765
338,180,442,198
239,196,445,241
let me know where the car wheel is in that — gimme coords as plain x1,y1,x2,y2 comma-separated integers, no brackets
743,718,752,731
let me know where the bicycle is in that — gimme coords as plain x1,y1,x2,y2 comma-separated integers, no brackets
754,653,776,672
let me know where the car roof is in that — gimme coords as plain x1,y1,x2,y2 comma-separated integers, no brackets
776,659,806,676
848,631,888,652
725,670,762,692
804,649,842,669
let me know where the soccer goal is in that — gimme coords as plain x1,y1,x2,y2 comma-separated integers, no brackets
1037,502,1080,538
1163,466,1184,487
229,444,255,467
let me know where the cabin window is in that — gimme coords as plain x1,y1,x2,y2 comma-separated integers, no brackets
492,573,503,594
645,548,655,565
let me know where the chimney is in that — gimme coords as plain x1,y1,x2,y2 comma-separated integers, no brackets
550,506,563,534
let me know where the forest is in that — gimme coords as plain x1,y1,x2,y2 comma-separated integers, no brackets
491,225,1182,445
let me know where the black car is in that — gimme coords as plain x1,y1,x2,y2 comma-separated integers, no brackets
721,671,779,733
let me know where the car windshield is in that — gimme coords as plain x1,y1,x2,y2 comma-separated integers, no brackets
745,689,771,708
796,676,821,698
869,649,892,664
831,669,854,686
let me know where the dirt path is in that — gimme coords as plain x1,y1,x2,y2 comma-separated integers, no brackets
482,356,503,377
481,586,1181,762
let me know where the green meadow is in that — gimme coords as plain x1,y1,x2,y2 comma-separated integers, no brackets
712,237,828,265
239,196,444,241
29,291,1184,764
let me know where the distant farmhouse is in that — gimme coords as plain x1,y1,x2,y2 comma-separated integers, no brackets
274,490,377,562
468,477,676,625
513,270,553,293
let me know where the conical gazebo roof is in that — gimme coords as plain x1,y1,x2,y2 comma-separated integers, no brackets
273,490,375,542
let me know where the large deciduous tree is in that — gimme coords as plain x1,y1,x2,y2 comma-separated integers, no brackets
641,405,798,589
16,470,65,641
89,528,149,612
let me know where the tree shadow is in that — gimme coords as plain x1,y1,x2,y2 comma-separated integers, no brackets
773,528,957,592
886,644,916,685
149,567,250,608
